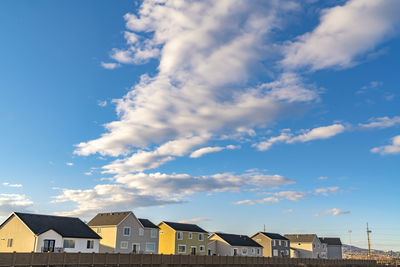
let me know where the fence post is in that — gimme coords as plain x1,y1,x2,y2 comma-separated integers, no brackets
117,253,120,267
92,252,95,267
30,251,34,267
62,252,66,267
77,252,81,266
47,251,51,267
11,251,16,267
105,252,108,267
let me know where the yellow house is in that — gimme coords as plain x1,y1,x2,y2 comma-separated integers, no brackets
0,212,101,253
158,221,208,255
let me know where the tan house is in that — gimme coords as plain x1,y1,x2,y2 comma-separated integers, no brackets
0,212,100,253
319,237,342,259
88,211,159,254
284,234,327,258
158,221,208,255
208,233,263,257
251,232,290,257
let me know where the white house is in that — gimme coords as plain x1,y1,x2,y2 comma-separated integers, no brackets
208,233,263,257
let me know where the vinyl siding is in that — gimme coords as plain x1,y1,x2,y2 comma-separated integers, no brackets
0,215,35,252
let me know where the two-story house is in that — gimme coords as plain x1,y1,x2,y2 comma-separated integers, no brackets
208,233,263,257
319,237,342,259
0,212,100,253
158,221,208,255
284,234,326,259
88,211,159,254
251,232,290,257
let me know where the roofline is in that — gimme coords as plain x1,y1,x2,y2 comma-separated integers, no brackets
252,232,289,240
8,212,37,236
158,221,207,233
211,233,262,248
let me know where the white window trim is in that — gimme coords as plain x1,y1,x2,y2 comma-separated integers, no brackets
145,242,155,252
233,248,238,256
177,244,186,253
97,228,102,234
123,227,131,236
188,232,193,239
139,228,144,236
198,233,204,241
151,229,157,238
87,240,94,249
273,249,278,257
242,247,247,255
199,245,205,252
120,241,128,249
177,232,183,240
272,240,275,246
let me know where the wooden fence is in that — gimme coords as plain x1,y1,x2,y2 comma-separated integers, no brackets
0,253,380,266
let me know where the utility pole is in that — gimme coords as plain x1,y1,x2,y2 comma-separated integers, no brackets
263,224,266,232
366,223,372,260
348,230,352,259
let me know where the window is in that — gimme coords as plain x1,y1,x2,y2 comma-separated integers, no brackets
7,239,13,248
97,228,102,233
139,228,144,236
132,243,140,253
284,241,288,247
286,250,289,255
188,232,193,239
63,240,75,249
273,249,278,257
177,232,183,240
87,240,94,249
208,249,212,256
313,244,315,248
257,248,260,255
151,229,157,238
123,227,131,236
178,245,186,253
233,248,238,256
242,248,247,255
146,243,155,252
199,245,205,252
120,241,128,249
272,240,275,246
198,233,204,241
251,248,254,254
279,240,281,246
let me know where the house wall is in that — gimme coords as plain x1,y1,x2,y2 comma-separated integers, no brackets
115,213,159,254
289,241,313,258
36,230,100,253
35,230,63,252
327,245,342,259
252,234,290,258
90,226,117,253
158,223,175,255
208,235,261,257
0,215,35,252
252,233,271,257
174,231,207,255
62,238,100,253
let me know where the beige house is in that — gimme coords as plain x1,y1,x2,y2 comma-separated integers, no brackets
158,221,208,255
208,233,263,257
284,234,327,259
0,212,100,253
251,232,290,257
88,211,159,254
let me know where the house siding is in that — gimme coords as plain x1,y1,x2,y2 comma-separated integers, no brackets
90,226,117,253
0,215,35,252
327,245,342,259
252,233,290,258
208,235,261,257
158,223,175,255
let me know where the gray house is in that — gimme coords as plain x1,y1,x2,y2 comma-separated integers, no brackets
87,211,159,254
251,232,290,257
284,234,327,259
208,233,263,257
319,237,342,259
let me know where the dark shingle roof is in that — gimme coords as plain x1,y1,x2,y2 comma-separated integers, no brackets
138,218,159,229
161,221,207,233
284,234,317,243
214,233,263,247
14,212,100,239
256,232,289,240
319,237,342,246
87,211,131,226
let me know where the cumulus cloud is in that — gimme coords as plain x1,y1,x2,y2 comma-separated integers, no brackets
0,194,33,216
3,182,22,188
190,144,239,158
315,208,350,217
314,186,339,196
282,0,400,70
371,135,400,155
359,116,400,129
100,62,121,69
255,124,345,151
53,170,295,216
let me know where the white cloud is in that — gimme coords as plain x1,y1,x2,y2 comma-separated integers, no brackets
100,62,121,69
318,176,328,180
315,208,350,217
235,197,280,205
282,0,400,70
359,116,400,129
283,209,293,213
98,100,107,107
178,218,210,224
190,144,239,158
53,170,295,217
314,186,339,196
3,182,22,188
371,135,400,155
255,124,345,151
269,191,307,201
356,81,383,94
65,162,74,166
0,194,33,216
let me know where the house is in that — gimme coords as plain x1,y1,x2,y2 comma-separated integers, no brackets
319,237,342,259
0,212,100,253
158,221,208,255
208,233,263,257
251,232,290,257
284,234,327,258
87,211,159,254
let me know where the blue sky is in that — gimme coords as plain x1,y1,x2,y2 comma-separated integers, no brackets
0,0,399,251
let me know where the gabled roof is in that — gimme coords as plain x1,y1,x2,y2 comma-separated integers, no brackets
87,211,131,226
213,233,263,247
319,237,342,246
284,234,317,243
13,212,100,239
138,218,159,229
254,232,289,241
160,221,208,233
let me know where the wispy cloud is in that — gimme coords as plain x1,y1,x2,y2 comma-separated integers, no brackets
2,182,22,188
359,116,400,129
190,144,239,158
98,100,107,107
356,81,383,94
100,62,121,69
318,176,328,180
315,208,350,217
371,135,400,155
65,162,74,166
314,186,339,196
